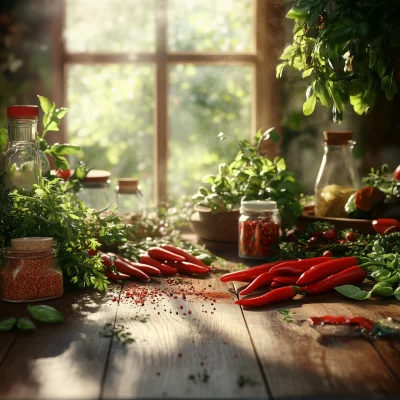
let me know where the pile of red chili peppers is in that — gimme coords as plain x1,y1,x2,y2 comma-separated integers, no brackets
220,255,369,307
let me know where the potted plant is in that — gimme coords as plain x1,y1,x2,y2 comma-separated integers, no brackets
277,0,400,123
190,129,303,243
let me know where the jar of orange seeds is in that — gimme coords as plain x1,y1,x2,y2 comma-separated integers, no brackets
0,237,63,303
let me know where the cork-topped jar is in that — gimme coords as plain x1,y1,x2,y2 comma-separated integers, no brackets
0,237,63,303
314,131,361,218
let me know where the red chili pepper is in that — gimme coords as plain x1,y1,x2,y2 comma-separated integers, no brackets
220,260,295,283
239,272,274,296
164,260,209,275
104,270,130,281
270,281,282,288
235,286,298,307
148,247,185,262
301,266,366,295
269,257,333,274
372,219,400,235
296,256,360,286
273,276,300,285
139,255,178,275
101,254,150,281
161,245,211,270
108,253,161,277
88,249,99,256
308,315,375,332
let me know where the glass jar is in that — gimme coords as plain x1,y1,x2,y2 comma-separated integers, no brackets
116,178,147,215
78,170,115,211
0,237,63,303
3,105,48,190
239,200,281,259
314,131,361,218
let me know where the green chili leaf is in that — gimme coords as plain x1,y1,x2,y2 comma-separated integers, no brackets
335,285,371,300
0,318,17,332
17,318,36,331
28,305,64,324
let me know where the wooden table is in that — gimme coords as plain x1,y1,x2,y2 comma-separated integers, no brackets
0,251,399,399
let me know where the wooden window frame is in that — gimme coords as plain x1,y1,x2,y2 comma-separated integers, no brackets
51,0,283,204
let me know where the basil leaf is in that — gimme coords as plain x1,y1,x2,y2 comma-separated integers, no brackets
314,81,331,106
49,144,80,156
303,93,317,116
394,286,400,300
381,74,398,101
37,95,53,113
28,305,64,324
17,318,36,331
0,318,17,332
335,285,371,300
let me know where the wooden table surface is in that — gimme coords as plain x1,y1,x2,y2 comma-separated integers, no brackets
0,250,399,399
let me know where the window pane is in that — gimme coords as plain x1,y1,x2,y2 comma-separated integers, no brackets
65,0,155,53
67,65,154,201
168,0,253,52
168,65,252,199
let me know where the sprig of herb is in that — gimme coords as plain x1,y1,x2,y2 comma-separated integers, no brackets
236,375,259,388
277,309,297,324
188,369,210,384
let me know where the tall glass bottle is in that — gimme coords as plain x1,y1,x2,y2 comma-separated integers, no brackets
314,131,360,218
3,106,43,190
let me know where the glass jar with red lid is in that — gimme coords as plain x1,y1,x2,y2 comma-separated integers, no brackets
238,200,281,259
0,237,63,303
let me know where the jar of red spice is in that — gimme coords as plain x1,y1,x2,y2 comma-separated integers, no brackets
238,200,281,259
0,237,63,303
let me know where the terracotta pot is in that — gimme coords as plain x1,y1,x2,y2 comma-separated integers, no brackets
189,207,239,243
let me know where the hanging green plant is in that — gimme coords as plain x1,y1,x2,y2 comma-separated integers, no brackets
277,0,400,123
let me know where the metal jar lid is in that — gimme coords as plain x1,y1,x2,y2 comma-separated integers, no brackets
240,200,278,213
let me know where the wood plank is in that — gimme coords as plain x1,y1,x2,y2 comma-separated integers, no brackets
102,274,268,399
0,286,121,399
238,289,400,399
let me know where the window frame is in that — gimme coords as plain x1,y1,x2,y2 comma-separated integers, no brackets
51,0,283,204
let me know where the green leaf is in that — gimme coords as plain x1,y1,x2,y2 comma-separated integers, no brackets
54,155,70,170
373,241,385,254
16,318,36,331
55,108,68,119
314,81,330,107
0,318,17,332
302,68,313,78
45,120,59,132
394,286,400,300
326,19,358,45
329,85,345,113
202,175,215,185
376,53,386,79
37,95,52,113
49,144,80,156
28,305,64,323
286,3,310,20
368,49,378,69
335,285,371,300
303,93,316,116
381,74,398,101
263,127,280,143
276,63,286,78
280,45,296,61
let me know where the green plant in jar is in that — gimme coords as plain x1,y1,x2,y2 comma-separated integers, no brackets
192,129,303,228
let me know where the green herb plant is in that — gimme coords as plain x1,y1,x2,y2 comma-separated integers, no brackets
192,129,303,228
277,0,400,122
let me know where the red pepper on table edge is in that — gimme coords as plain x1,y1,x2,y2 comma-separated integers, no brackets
104,270,130,281
164,260,210,275
239,272,275,296
100,253,150,281
139,255,178,275
235,286,300,307
308,316,375,332
296,256,368,286
108,253,161,276
300,266,367,296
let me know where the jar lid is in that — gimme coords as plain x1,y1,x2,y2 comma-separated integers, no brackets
83,170,111,183
117,178,139,193
11,237,53,251
323,131,353,145
7,105,38,118
240,200,278,212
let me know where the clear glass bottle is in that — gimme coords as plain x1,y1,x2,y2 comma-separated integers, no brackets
3,105,47,190
116,178,147,215
238,200,280,259
0,237,63,303
314,131,361,218
78,169,115,211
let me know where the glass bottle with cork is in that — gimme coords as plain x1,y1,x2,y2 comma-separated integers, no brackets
314,131,361,218
2,105,49,190
116,178,146,215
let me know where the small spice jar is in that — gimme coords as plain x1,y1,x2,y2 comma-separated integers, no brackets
239,200,281,259
0,237,63,303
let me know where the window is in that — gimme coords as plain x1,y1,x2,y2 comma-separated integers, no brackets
52,0,283,204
